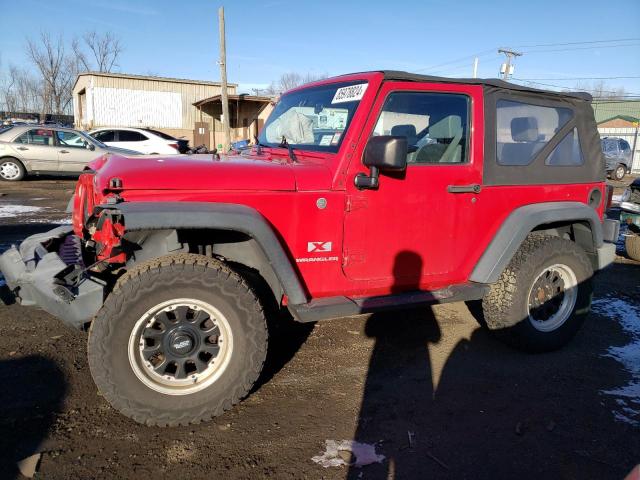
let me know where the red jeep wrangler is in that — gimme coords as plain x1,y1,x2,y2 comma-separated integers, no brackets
0,71,619,426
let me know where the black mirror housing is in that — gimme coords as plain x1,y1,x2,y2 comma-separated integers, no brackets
355,136,408,190
363,136,408,171
87,143,95,151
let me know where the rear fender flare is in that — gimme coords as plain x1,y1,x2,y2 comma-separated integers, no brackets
470,202,603,284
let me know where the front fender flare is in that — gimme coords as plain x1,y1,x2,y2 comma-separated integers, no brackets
100,202,308,305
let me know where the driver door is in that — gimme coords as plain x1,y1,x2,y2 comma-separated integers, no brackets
342,81,484,293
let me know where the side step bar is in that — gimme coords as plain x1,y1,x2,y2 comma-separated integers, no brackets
288,283,488,323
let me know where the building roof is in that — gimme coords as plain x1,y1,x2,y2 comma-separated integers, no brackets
591,100,640,124
74,71,238,90
193,94,273,107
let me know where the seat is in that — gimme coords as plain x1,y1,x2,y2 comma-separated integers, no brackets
415,115,463,163
498,117,539,165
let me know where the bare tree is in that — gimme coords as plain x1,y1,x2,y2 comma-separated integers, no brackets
265,71,327,95
72,31,123,73
575,80,627,100
25,32,77,115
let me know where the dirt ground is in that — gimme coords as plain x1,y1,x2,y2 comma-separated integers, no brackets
0,177,639,480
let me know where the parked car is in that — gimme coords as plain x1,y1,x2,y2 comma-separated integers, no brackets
0,125,140,181
89,127,189,154
601,136,633,180
0,71,618,426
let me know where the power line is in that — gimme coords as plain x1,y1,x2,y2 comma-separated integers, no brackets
414,49,495,73
514,38,640,48
522,42,640,54
518,76,640,81
511,77,640,97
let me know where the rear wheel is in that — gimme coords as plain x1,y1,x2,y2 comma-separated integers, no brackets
87,253,268,426
0,158,25,181
479,235,593,352
613,164,626,181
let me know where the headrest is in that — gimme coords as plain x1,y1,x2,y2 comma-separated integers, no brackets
391,124,417,138
511,117,539,142
429,116,462,139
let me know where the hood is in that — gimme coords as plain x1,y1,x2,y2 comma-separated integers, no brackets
91,152,296,192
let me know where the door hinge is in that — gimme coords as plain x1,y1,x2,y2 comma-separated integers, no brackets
346,195,368,212
343,249,365,266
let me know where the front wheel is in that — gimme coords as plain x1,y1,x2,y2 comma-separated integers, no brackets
87,254,268,426
0,158,25,181
479,235,593,352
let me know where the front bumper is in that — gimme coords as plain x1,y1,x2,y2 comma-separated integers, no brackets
0,226,104,329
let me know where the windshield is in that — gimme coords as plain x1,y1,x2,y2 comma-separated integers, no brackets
258,80,368,153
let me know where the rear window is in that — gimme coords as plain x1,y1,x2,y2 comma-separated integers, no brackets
143,129,175,140
496,100,573,166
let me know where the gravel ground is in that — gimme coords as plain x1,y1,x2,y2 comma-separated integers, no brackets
0,177,639,479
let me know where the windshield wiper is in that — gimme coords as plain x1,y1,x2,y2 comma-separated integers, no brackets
279,136,297,162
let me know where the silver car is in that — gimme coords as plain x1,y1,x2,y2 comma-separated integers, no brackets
0,125,140,181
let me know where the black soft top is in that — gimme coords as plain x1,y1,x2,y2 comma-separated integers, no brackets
374,70,593,102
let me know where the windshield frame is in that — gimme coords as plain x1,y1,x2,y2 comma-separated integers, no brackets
258,80,369,154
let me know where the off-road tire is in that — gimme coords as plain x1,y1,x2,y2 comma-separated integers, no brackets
0,157,26,181
87,253,268,426
613,164,626,181
479,234,593,352
625,234,640,261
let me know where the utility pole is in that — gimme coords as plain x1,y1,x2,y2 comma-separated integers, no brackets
498,48,522,80
218,6,231,151
472,57,479,78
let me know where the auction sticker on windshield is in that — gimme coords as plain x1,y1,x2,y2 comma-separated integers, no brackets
332,83,368,104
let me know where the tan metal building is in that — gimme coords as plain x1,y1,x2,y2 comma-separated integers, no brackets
72,72,270,146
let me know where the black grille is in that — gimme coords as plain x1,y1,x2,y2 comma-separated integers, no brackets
58,235,84,267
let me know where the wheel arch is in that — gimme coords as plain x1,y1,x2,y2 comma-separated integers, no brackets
0,155,27,172
470,202,603,284
113,202,308,306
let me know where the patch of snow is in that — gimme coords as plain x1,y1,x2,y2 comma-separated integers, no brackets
25,217,72,224
312,440,384,468
0,205,45,218
30,198,49,201
592,296,640,426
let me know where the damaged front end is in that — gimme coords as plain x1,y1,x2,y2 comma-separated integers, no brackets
0,172,127,329
0,226,106,329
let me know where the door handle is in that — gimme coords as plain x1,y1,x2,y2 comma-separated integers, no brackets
59,150,69,154
17,146,28,151
447,184,481,194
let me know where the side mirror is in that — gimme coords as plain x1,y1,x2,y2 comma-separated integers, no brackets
355,136,407,190
87,143,95,151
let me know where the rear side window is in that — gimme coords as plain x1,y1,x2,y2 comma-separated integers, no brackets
496,100,573,166
118,130,147,142
15,129,54,146
545,128,583,166
620,140,631,151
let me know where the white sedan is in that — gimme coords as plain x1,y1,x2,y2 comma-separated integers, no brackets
89,127,188,155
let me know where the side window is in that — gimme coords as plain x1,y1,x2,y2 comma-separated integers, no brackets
372,91,470,164
620,140,631,152
94,130,115,142
545,128,583,166
118,130,147,142
15,129,54,146
496,100,573,166
56,131,86,149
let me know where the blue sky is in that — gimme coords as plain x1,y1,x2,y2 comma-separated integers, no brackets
1,0,639,95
